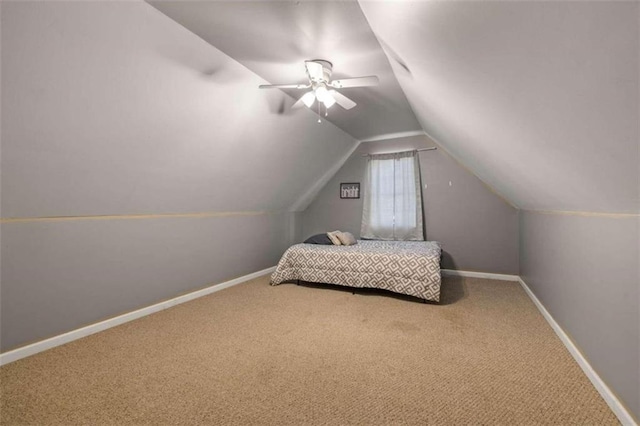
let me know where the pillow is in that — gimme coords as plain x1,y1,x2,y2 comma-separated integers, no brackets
336,231,357,246
326,231,343,245
303,234,333,245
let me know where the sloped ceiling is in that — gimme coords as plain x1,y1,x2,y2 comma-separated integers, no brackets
151,1,638,214
360,1,639,213
1,1,358,217
147,0,422,142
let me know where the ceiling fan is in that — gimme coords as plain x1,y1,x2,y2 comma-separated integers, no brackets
259,60,379,111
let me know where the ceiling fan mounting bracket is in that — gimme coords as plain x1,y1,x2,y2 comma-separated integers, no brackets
305,59,333,83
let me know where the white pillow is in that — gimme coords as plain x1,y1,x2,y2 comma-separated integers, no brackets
337,231,357,246
326,231,342,245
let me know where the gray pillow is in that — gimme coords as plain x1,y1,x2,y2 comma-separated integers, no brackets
303,234,333,245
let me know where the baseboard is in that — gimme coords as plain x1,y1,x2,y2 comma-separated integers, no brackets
441,269,519,282
0,266,277,367
518,278,637,426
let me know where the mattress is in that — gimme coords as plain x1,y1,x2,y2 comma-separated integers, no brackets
270,240,442,302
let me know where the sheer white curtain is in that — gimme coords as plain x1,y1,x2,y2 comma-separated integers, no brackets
360,150,424,240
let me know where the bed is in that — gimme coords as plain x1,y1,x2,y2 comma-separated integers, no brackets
270,240,442,302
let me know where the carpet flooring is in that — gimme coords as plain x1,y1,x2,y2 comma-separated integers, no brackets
0,276,618,425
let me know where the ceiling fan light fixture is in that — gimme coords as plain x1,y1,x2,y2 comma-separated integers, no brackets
323,93,336,109
314,85,330,103
301,91,316,108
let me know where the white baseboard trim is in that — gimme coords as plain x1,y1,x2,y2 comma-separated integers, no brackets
518,278,637,426
441,269,519,282
0,266,277,367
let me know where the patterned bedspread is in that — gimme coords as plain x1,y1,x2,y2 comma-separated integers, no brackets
270,240,442,302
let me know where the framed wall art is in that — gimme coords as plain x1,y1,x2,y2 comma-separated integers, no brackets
340,182,360,199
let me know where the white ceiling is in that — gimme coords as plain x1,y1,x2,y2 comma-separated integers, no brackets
149,1,638,214
147,0,422,142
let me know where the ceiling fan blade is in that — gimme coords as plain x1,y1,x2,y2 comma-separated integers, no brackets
305,61,324,81
259,83,310,89
292,97,307,109
330,90,357,110
329,76,379,89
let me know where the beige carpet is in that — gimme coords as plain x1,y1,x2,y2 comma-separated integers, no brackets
0,276,618,425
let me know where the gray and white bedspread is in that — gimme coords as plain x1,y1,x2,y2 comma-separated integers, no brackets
270,240,442,302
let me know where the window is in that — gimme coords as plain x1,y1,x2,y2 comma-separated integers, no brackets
360,150,424,240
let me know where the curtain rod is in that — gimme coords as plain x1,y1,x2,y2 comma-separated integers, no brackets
361,147,437,157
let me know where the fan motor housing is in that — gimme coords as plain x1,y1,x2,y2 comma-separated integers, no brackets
308,59,333,82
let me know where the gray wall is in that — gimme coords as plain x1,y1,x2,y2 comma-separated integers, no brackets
302,135,519,274
520,211,639,419
0,2,355,351
1,214,294,351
